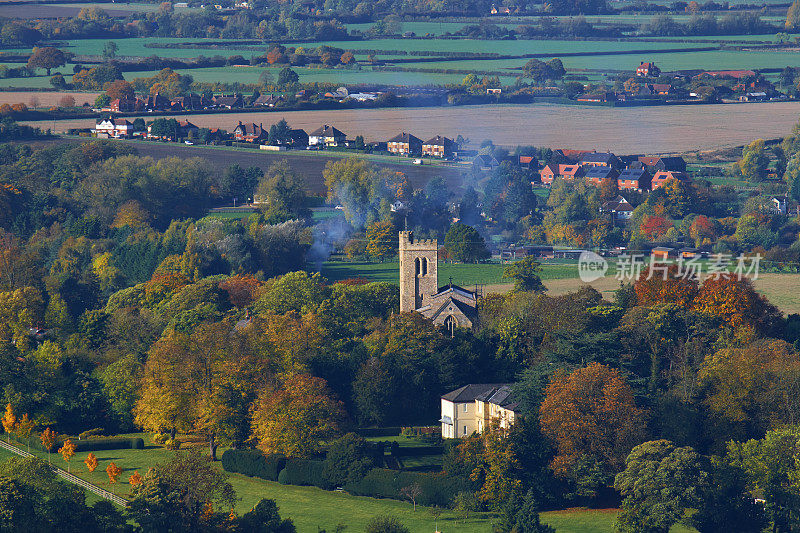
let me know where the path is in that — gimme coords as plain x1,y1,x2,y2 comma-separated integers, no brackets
0,439,130,507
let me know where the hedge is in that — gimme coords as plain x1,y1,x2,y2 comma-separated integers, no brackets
14,435,144,453
344,468,473,507
220,449,285,481
357,427,401,438
277,458,333,490
392,445,443,457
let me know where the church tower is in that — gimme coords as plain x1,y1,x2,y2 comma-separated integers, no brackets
399,231,438,312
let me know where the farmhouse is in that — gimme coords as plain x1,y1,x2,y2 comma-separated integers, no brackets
93,118,133,138
399,231,477,334
253,94,284,107
440,383,519,438
422,135,456,158
308,124,346,147
213,94,243,109
636,61,661,77
387,132,423,156
233,121,267,142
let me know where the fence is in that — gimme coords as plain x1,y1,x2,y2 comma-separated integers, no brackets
0,439,129,507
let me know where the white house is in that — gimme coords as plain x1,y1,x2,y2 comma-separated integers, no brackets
440,384,519,438
308,124,346,147
93,118,133,138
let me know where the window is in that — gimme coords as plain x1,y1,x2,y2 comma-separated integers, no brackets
463,403,468,412
463,426,467,436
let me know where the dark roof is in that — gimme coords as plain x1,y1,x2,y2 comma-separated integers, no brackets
442,383,510,403
423,135,454,146
618,168,649,180
601,195,633,212
473,154,499,166
388,132,422,144
584,166,619,180
309,124,345,137
579,152,616,164
475,385,520,412
234,122,265,136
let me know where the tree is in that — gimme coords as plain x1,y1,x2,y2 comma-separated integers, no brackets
15,414,33,452
513,490,555,533
58,439,76,472
443,223,489,263
254,160,310,220
27,47,66,75
633,265,698,307
40,428,56,462
365,516,410,533
322,433,376,487
614,440,709,533
129,471,142,486
251,373,345,458
277,67,299,87
105,79,134,100
692,275,781,334
539,363,648,487
1,404,15,443
365,220,397,261
502,257,546,293
738,139,769,182
400,483,422,511
237,498,296,533
106,462,121,483
84,453,98,472
451,491,479,523
0,477,37,530
102,41,118,60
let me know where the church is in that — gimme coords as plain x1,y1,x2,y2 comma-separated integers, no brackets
398,230,478,332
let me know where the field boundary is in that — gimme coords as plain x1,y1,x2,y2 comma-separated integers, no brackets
0,439,130,507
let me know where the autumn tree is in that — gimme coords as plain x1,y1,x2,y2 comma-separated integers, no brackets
738,139,770,182
129,471,142,487
463,419,524,510
365,220,397,261
40,428,56,462
58,439,76,473
692,274,782,334
789,0,800,30
639,215,672,239
251,373,344,458
106,462,122,483
84,452,98,472
1,404,16,443
27,47,66,75
633,264,698,307
104,79,134,100
539,363,648,489
15,414,33,452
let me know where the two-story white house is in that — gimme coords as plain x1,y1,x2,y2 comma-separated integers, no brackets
93,118,133,138
440,383,519,438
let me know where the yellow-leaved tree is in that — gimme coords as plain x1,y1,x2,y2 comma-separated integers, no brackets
59,439,76,472
15,414,34,452
84,452,98,472
1,404,16,443
40,427,57,463
106,462,122,483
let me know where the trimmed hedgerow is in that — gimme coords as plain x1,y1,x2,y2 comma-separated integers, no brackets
220,449,286,481
344,468,472,507
277,458,332,490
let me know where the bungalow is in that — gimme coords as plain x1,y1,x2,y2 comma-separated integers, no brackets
651,170,690,190
213,94,243,109
558,163,585,181
253,94,284,107
651,246,675,261
584,166,620,186
600,195,634,220
388,132,423,156
233,121,267,142
473,154,500,171
177,120,199,138
579,152,620,168
422,135,456,158
618,168,651,191
440,383,518,439
93,118,133,138
308,124,346,147
739,92,767,102
636,61,661,77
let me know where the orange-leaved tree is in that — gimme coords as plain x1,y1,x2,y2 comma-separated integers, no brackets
634,264,699,308
1,404,16,442
40,427,57,463
106,462,122,483
128,471,142,486
15,414,34,452
251,373,345,458
692,274,782,334
59,439,76,472
540,362,648,484
84,452,98,472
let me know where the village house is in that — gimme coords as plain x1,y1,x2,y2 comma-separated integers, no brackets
472,154,499,172
635,156,687,173
144,93,171,111
347,92,378,102
558,163,585,181
600,195,634,220
324,87,349,100
518,155,538,169
93,118,134,138
176,120,199,138
579,152,621,169
696,70,756,80
618,167,651,191
253,94,284,107
440,384,519,438
636,61,661,77
576,91,616,103
584,166,620,186
652,83,672,95
422,135,457,158
651,170,690,189
170,93,205,111
387,132,423,156
540,163,557,185
556,149,595,163
233,121,268,142
104,97,141,113
213,94,243,109
308,124,346,147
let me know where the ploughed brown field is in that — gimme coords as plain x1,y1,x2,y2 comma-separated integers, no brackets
0,91,100,108
24,101,800,152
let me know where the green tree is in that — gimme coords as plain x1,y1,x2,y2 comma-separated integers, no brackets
614,440,709,533
502,257,546,293
738,139,769,182
236,499,296,533
102,41,117,60
443,223,489,263
322,433,376,486
27,47,66,76
254,160,310,220
365,516,410,533
277,67,299,87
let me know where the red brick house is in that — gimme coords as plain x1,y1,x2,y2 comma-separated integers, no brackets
636,62,660,77
558,164,584,181
388,132,423,156
233,121,267,142
618,168,651,191
651,170,690,189
540,164,557,185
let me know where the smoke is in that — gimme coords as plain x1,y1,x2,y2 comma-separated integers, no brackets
307,214,353,271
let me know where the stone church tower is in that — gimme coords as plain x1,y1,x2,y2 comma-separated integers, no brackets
399,231,477,331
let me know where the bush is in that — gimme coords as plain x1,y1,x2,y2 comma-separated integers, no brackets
152,433,168,445
344,468,472,507
164,439,181,450
221,449,285,481
78,428,105,440
358,427,402,438
278,458,332,490
17,435,144,452
392,446,443,457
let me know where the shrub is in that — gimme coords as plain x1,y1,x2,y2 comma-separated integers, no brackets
164,439,181,450
18,434,143,452
78,428,105,440
344,468,472,507
358,427,401,438
220,449,285,481
278,458,332,490
152,433,168,445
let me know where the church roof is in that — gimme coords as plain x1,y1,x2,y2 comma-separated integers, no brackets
433,284,477,300
426,296,477,324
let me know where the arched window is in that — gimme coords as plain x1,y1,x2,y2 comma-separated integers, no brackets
415,258,420,276
444,315,457,336
422,257,428,276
